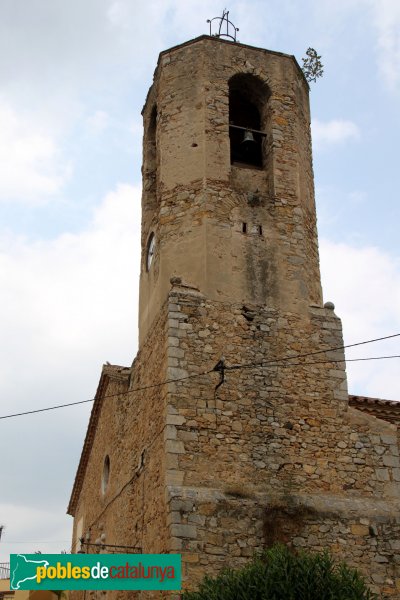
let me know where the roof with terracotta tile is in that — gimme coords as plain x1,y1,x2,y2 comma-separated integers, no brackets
349,394,400,425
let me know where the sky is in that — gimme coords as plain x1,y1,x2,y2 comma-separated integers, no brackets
0,0,399,563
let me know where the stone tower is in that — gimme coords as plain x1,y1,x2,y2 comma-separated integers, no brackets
139,36,322,345
68,34,400,599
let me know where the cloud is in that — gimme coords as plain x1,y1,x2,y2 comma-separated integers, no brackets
347,190,366,205
320,239,400,400
0,504,72,559
371,0,400,91
85,110,110,134
0,183,140,396
312,118,360,148
0,183,140,561
0,102,71,203
311,0,400,93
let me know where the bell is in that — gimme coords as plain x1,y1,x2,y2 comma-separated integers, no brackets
241,129,255,144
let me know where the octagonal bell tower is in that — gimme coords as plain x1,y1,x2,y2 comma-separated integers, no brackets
138,34,322,346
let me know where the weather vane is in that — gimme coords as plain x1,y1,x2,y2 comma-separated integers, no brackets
207,9,239,42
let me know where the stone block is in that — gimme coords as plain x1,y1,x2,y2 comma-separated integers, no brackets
165,453,179,469
170,537,183,551
182,553,200,563
167,367,188,380
351,524,369,536
303,464,316,474
205,545,225,555
166,440,185,454
168,346,185,359
164,425,177,440
392,468,400,481
168,327,187,338
169,499,194,512
179,430,198,442
171,524,197,538
166,470,185,485
383,455,400,468
375,468,390,481
167,511,182,525
166,414,186,425
375,555,389,564
381,435,397,445
168,336,180,347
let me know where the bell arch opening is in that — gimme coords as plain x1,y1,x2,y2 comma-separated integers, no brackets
228,74,270,169
144,105,158,198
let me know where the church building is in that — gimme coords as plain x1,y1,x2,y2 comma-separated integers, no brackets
68,18,400,599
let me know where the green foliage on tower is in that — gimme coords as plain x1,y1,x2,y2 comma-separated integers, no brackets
182,544,376,600
302,47,324,83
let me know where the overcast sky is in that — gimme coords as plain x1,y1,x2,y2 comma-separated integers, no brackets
1,0,399,563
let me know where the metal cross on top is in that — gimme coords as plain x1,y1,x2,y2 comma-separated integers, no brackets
207,9,239,42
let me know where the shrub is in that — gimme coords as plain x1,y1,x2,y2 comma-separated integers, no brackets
182,544,377,600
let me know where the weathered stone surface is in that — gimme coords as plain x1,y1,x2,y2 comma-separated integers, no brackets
68,34,400,600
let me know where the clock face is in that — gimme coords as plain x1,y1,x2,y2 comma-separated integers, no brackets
146,233,155,271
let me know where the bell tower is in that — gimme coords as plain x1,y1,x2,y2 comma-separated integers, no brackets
133,32,398,593
138,33,322,345
69,22,400,599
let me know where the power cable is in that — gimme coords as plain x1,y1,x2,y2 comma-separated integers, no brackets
81,541,141,551
70,423,167,554
278,355,400,368
0,399,94,420
1,333,399,421
0,369,213,421
1,540,70,544
226,333,400,372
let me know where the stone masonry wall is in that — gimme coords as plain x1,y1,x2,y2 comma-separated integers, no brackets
163,286,400,597
70,304,171,600
70,285,400,599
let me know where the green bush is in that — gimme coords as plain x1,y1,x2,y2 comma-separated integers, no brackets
182,544,377,600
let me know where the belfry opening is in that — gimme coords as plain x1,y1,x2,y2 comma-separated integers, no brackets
229,73,269,168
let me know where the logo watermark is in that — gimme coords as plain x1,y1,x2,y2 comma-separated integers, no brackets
10,554,181,591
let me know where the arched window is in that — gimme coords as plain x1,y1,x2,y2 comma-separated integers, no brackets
101,455,110,495
146,232,155,272
229,74,269,168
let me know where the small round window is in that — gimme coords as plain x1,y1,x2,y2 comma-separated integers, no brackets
146,233,155,271
101,455,110,495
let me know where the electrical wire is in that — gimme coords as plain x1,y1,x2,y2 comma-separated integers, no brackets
225,333,400,372
278,355,400,368
0,399,94,420
81,542,141,551
1,332,399,421
69,421,168,554
1,540,70,544
0,369,213,421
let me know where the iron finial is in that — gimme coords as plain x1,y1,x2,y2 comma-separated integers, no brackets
207,9,239,42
